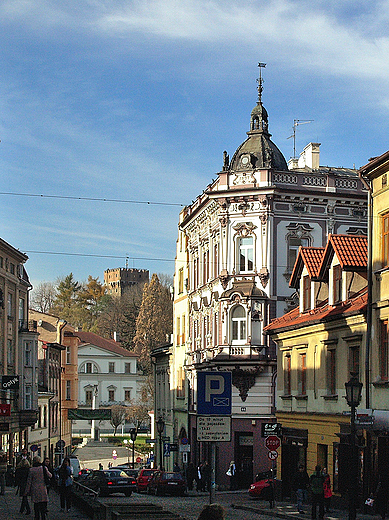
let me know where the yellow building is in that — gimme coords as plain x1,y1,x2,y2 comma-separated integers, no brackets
265,235,368,498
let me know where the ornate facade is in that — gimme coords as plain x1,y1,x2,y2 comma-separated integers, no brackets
169,70,368,489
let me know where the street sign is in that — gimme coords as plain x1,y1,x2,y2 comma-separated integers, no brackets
179,444,191,453
265,435,281,450
268,450,278,460
1,375,19,390
197,371,232,415
0,404,11,416
197,416,231,442
164,443,170,456
68,408,112,420
262,422,282,437
169,443,179,452
136,457,142,463
56,439,65,449
181,437,188,445
30,444,39,452
112,449,117,460
146,439,156,443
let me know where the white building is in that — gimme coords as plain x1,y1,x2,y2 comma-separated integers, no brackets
72,330,145,435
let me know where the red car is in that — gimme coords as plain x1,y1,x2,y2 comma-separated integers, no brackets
147,471,186,496
136,468,158,492
248,477,274,500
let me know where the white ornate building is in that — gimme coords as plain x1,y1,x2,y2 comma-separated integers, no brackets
169,70,368,489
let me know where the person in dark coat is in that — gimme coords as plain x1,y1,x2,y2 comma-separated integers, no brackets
186,462,196,491
58,457,73,513
201,461,211,492
294,464,310,513
375,476,389,520
197,463,204,491
15,457,31,514
309,465,325,520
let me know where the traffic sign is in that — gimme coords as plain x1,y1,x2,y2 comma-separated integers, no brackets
136,457,141,463
56,439,65,449
164,443,170,456
268,450,278,460
197,371,232,415
181,437,188,445
197,416,231,442
112,449,117,460
265,435,281,450
30,444,39,452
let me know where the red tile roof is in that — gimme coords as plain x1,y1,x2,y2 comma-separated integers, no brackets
264,289,367,334
73,330,137,357
319,234,367,277
289,247,325,288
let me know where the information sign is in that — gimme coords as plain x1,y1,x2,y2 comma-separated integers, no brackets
197,416,231,442
197,372,232,415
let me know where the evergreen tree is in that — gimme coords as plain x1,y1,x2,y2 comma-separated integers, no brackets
50,273,81,325
133,273,173,373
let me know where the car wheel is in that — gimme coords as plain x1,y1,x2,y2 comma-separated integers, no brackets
124,490,132,497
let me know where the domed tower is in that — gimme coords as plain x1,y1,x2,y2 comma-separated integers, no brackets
228,64,288,172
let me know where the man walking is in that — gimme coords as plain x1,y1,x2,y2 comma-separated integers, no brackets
294,464,309,513
309,465,325,520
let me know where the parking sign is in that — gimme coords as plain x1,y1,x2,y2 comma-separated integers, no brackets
197,371,232,415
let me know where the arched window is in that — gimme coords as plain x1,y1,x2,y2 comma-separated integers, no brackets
231,305,246,343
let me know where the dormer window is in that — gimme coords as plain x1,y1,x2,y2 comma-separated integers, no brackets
333,265,342,303
302,275,311,312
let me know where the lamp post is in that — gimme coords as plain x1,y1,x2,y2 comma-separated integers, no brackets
345,373,363,520
156,417,165,470
123,439,130,464
130,428,138,469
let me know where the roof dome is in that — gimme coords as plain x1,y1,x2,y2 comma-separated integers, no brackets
229,69,288,172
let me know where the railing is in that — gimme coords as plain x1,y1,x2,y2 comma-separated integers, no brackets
73,480,99,498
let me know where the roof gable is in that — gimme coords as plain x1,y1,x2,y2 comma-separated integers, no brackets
289,247,325,289
72,331,137,358
319,234,367,277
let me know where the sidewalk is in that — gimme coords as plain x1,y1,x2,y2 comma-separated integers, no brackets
0,485,89,519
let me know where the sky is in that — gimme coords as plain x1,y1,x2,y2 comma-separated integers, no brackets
1,0,389,290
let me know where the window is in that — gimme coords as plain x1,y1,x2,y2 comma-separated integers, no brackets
176,367,185,398
333,265,342,303
25,341,32,366
298,353,307,395
288,236,309,272
383,213,389,268
349,346,360,378
25,386,32,409
66,346,71,364
124,363,131,374
108,389,115,402
182,314,186,344
7,292,13,318
214,242,219,277
203,250,209,283
19,298,25,322
380,320,389,381
85,390,93,405
302,275,311,311
43,405,47,427
124,390,131,402
66,380,71,400
10,263,15,275
193,257,199,290
284,354,291,395
176,316,180,345
327,349,336,394
7,339,13,366
108,362,115,373
238,237,254,272
231,305,246,342
178,268,184,294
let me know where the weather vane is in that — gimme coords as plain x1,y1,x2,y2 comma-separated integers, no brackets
257,62,266,103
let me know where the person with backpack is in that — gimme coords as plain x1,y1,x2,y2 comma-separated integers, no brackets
309,465,325,520
58,457,73,513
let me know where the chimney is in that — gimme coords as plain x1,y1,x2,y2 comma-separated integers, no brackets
113,331,120,342
298,142,320,170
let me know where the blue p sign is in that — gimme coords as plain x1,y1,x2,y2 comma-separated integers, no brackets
197,371,232,415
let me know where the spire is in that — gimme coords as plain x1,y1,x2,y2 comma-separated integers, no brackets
250,62,269,134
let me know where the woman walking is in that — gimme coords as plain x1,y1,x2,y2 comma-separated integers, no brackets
15,456,31,514
24,456,51,520
322,468,332,512
58,457,73,512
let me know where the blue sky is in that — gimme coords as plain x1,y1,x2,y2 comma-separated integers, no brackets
1,0,389,289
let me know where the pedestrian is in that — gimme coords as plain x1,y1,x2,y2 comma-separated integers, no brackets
174,462,181,473
0,450,7,495
43,457,55,492
226,460,237,490
197,463,204,492
99,462,103,470
108,462,112,468
294,464,310,513
197,503,226,520
322,468,332,513
15,456,31,514
58,457,73,513
309,465,325,520
201,460,211,492
16,447,31,467
375,476,389,520
186,462,196,491
24,455,52,520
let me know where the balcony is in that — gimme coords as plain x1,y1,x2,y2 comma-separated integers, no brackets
19,320,38,333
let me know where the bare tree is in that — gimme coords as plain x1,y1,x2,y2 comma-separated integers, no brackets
30,281,57,313
110,405,127,436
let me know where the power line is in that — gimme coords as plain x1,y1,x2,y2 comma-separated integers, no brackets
24,250,175,262
0,191,184,207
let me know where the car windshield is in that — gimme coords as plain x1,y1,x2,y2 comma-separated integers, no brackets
104,470,127,478
141,470,154,477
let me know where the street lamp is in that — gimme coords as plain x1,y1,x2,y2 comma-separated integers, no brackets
345,373,363,520
156,417,165,470
130,428,138,469
123,439,130,464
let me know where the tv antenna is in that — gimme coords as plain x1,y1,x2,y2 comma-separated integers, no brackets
287,119,314,159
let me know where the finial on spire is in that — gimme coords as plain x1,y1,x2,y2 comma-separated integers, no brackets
257,62,266,103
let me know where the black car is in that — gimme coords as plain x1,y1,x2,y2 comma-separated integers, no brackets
84,469,136,497
112,467,139,479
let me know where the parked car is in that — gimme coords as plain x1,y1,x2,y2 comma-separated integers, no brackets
68,456,81,478
76,468,92,483
147,471,186,496
83,469,136,497
113,467,139,479
248,476,274,500
136,468,158,492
